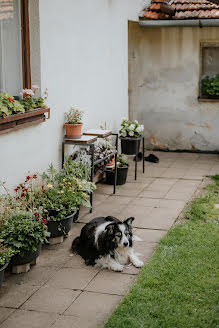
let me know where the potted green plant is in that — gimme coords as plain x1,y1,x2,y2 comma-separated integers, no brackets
201,74,219,99
0,211,49,268
0,244,15,287
34,163,95,237
64,107,83,138
105,154,129,185
119,119,144,155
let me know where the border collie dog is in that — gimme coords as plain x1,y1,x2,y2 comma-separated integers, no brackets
72,216,143,272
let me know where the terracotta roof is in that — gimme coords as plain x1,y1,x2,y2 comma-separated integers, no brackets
140,0,219,20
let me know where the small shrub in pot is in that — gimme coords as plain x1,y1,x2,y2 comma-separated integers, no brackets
105,155,129,186
64,107,83,138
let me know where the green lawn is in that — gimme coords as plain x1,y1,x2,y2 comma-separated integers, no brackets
105,177,219,328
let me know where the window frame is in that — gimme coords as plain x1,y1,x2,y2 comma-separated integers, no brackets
20,0,31,89
199,42,219,101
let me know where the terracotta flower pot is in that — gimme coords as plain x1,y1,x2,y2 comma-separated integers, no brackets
64,123,82,138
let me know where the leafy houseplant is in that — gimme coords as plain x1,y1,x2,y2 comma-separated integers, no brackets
105,154,129,186
64,107,83,138
0,92,25,118
201,74,219,98
0,211,49,266
119,119,144,155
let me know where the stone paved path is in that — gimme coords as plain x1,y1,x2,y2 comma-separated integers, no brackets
0,152,218,328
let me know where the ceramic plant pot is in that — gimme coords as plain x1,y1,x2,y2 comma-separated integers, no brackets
120,137,141,155
64,123,82,138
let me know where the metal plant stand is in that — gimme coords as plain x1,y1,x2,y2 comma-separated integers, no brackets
62,131,118,213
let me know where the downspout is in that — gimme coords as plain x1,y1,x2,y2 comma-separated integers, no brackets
139,19,219,27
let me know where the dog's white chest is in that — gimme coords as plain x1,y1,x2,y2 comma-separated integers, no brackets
115,247,130,265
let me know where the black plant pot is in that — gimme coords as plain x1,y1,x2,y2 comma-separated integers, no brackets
47,213,75,238
105,166,129,185
120,137,141,155
0,262,9,287
10,243,42,267
73,207,80,222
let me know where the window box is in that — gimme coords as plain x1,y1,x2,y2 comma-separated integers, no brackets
0,107,50,135
198,97,219,102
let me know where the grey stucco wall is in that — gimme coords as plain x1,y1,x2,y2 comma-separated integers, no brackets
128,22,219,151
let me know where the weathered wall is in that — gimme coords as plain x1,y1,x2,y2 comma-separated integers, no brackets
0,0,147,189
129,22,219,151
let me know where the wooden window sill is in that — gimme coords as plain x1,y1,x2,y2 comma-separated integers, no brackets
198,97,219,102
0,107,50,135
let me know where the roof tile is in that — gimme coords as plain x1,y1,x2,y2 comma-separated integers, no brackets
140,0,219,20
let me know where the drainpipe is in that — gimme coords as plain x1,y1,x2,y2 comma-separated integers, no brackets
139,19,219,28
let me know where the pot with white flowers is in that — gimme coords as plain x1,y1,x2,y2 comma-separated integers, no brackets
64,107,83,138
119,119,144,155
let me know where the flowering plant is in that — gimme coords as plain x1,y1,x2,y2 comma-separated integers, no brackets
119,119,144,138
0,244,16,266
65,107,83,124
0,211,49,257
33,162,96,221
0,92,25,118
20,86,48,111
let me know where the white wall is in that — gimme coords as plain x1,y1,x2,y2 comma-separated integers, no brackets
0,0,144,190
129,22,219,151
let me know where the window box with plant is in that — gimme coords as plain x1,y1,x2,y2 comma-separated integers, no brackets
64,107,83,138
105,154,129,186
0,86,50,134
119,119,144,155
201,74,219,100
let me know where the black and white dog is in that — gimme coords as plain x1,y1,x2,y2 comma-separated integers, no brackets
72,216,143,271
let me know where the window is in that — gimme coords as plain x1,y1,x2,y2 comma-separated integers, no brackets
0,0,30,96
200,43,219,99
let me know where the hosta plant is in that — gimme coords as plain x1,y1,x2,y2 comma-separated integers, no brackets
201,74,219,97
0,211,49,257
0,92,25,118
119,119,144,138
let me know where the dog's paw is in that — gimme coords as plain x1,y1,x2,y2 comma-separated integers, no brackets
111,263,124,272
133,259,144,268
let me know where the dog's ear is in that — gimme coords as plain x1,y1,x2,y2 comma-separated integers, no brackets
123,217,134,226
105,223,115,235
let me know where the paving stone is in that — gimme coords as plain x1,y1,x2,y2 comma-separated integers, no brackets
21,286,81,314
134,242,156,261
115,183,146,197
134,228,167,243
64,254,99,272
161,168,188,179
138,190,168,199
131,197,160,208
85,271,135,295
0,309,57,328
51,315,104,328
37,249,71,267
119,206,154,224
150,178,178,186
156,199,186,210
164,191,193,201
146,183,172,192
214,204,219,209
0,308,15,325
0,284,38,308
45,268,97,290
6,265,56,287
65,291,122,326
